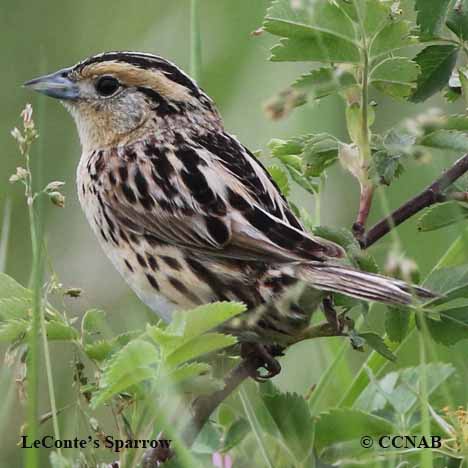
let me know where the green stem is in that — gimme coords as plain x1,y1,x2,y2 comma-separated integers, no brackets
417,309,433,468
190,0,202,82
25,189,41,468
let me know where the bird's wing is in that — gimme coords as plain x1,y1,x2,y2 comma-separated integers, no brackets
101,132,344,263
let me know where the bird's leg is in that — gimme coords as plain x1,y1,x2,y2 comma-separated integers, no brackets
240,342,283,382
322,296,345,334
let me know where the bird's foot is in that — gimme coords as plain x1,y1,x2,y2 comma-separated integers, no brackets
241,343,283,382
322,297,348,334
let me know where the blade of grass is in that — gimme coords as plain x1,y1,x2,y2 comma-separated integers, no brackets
190,0,202,82
0,199,12,273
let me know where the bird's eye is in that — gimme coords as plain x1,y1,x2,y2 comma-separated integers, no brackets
95,76,120,97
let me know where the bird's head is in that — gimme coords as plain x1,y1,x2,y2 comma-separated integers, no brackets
25,52,221,150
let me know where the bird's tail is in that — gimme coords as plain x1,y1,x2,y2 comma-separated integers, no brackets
297,262,434,306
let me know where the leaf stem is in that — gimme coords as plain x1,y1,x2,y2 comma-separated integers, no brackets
25,150,42,468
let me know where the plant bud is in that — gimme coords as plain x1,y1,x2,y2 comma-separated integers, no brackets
49,191,65,208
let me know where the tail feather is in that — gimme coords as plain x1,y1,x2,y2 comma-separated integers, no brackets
298,262,434,306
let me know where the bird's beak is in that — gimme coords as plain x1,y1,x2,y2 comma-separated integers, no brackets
24,68,80,100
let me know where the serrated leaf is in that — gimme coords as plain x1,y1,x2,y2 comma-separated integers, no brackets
302,134,339,176
267,165,290,196
385,307,410,342
293,67,357,100
371,57,420,99
0,319,28,342
91,339,159,408
410,45,459,102
315,409,396,452
170,302,246,340
420,129,468,152
264,0,361,63
84,331,142,361
369,150,404,185
45,321,79,341
418,201,468,232
262,392,314,463
358,332,396,361
165,333,237,368
415,0,451,39
0,297,30,320
446,0,468,40
91,367,155,408
370,20,414,58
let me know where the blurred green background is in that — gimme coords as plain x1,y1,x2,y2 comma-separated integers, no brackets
1,0,467,466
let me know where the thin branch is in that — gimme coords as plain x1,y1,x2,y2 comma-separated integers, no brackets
362,154,468,248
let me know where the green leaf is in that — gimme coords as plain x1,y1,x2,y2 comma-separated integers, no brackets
293,67,357,101
45,321,79,341
171,301,246,340
415,0,451,39
91,367,155,408
302,134,339,176
425,264,468,302
270,133,339,177
0,273,30,300
370,20,414,58
446,0,468,40
164,362,212,385
369,150,404,185
420,129,468,152
264,0,361,64
314,409,396,452
222,419,250,452
424,302,468,345
165,332,237,368
0,297,30,320
270,36,361,63
410,45,459,102
264,0,357,41
358,332,396,362
355,363,455,414
284,165,318,193
81,309,108,342
262,392,314,463
91,339,159,408
84,331,141,361
385,307,410,342
267,165,290,197
418,201,468,232
0,319,28,342
371,57,420,99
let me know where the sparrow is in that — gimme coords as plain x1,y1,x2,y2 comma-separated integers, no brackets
25,52,432,375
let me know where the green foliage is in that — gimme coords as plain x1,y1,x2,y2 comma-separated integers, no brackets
415,0,451,39
418,201,468,232
385,307,411,342
446,0,468,39
410,45,459,102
